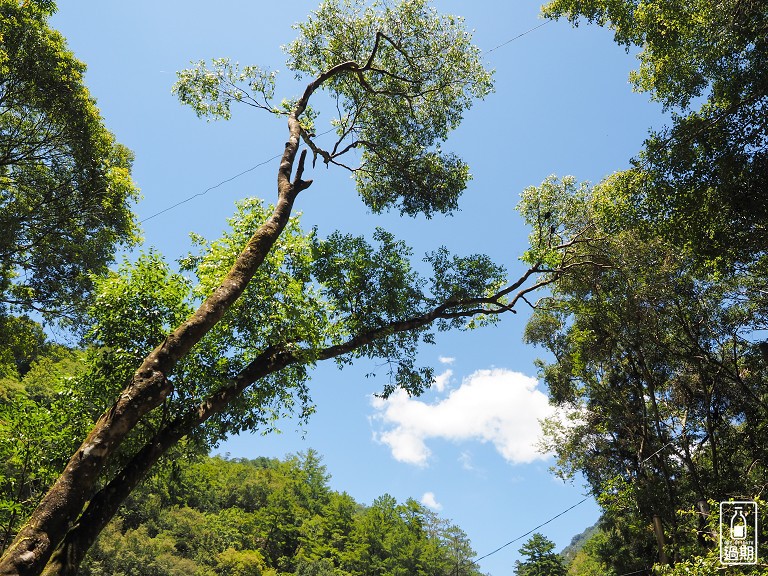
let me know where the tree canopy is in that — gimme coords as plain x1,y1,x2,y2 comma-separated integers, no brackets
530,1,768,572
76,451,484,576
520,170,768,574
543,0,768,271
0,0,139,316
514,533,568,576
174,0,493,218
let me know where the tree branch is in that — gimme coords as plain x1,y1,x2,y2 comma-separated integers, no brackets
2,37,365,576
40,260,565,574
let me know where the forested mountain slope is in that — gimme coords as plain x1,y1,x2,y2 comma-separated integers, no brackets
78,451,484,576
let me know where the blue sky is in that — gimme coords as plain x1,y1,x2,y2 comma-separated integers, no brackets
52,3,666,574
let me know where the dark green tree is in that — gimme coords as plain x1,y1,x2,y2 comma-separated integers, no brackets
514,533,568,576
520,176,768,572
77,452,483,576
528,1,768,571
564,529,615,576
0,317,48,385
0,3,139,531
0,0,139,316
541,0,768,271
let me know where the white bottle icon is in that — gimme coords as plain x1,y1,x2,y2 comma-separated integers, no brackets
731,506,748,540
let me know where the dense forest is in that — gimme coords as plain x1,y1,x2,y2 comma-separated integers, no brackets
2,0,768,574
79,451,483,576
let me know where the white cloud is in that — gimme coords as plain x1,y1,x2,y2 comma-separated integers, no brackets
421,491,443,510
438,356,455,364
459,451,475,471
433,369,453,393
371,368,555,467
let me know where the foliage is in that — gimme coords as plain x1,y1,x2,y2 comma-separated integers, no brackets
78,451,484,576
0,315,88,555
652,499,768,576
0,344,88,555
541,0,768,271
566,529,615,576
72,196,513,457
174,0,493,218
0,316,49,385
560,523,616,576
541,0,767,110
15,192,519,526
517,175,600,271
531,1,768,572
522,177,768,571
514,533,568,576
0,0,139,315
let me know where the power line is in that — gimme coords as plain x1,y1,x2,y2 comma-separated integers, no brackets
467,493,654,576
615,569,653,576
466,435,681,571
140,154,281,224
471,496,590,565
139,126,337,224
485,21,549,55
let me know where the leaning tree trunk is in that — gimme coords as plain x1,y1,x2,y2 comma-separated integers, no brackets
0,51,395,576
0,111,312,576
41,345,295,576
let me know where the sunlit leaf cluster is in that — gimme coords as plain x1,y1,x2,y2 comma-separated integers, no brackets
173,58,279,121
174,0,493,218
286,0,493,217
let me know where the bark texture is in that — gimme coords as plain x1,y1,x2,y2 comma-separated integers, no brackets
40,346,294,576
0,98,311,576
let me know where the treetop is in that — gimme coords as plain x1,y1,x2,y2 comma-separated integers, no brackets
174,0,494,218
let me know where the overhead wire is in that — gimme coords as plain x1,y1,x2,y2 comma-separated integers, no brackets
140,154,280,224
485,21,549,55
470,497,590,565
615,569,653,576
465,488,652,574
467,492,654,573
466,430,685,570
139,126,337,224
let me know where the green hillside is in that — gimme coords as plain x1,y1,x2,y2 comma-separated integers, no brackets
79,451,484,576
